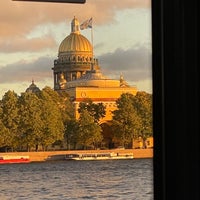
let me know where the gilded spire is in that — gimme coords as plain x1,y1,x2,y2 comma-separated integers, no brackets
71,16,80,34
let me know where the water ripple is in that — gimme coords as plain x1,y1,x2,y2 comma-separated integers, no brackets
0,159,153,200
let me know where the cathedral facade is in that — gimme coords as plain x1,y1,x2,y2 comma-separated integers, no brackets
52,17,137,122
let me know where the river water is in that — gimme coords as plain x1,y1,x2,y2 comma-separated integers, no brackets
0,158,153,200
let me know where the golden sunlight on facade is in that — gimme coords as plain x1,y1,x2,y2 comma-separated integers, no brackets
52,17,137,122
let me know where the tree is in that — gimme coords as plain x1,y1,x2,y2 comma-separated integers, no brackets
111,93,142,148
100,122,114,149
64,119,79,150
0,119,11,149
18,92,43,151
0,90,19,150
39,88,64,150
55,91,76,150
77,110,103,149
0,87,77,151
133,91,153,147
78,98,106,123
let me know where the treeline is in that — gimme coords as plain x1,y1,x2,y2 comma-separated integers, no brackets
0,87,152,151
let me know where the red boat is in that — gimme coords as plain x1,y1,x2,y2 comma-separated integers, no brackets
0,155,30,164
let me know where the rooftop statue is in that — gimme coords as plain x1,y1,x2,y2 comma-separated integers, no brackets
58,73,67,89
120,74,129,87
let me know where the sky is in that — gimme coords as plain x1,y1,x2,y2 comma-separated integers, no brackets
0,0,152,98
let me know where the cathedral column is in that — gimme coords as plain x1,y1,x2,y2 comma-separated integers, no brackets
53,72,56,88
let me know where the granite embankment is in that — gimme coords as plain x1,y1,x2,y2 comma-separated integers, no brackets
0,149,153,162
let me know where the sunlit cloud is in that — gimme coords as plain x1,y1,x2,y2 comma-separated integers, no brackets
0,0,150,37
0,35,57,53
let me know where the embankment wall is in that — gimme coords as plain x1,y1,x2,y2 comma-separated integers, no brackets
0,149,153,162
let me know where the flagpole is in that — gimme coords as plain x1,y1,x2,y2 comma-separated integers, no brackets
80,17,94,70
91,20,94,71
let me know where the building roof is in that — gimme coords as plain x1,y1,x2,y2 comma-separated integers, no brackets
66,69,120,88
25,80,40,93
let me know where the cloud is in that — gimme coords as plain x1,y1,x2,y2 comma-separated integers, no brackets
99,45,152,82
0,56,54,83
0,0,151,53
0,35,57,53
1,0,150,31
0,45,151,85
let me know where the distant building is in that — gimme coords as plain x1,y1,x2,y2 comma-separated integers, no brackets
25,80,40,94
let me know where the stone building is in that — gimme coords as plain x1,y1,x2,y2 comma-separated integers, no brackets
52,17,137,123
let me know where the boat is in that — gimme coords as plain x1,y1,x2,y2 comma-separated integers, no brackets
65,152,134,161
0,155,30,164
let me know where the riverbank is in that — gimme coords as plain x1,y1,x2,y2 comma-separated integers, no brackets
0,149,153,162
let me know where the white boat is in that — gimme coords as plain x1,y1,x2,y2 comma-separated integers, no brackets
65,152,134,161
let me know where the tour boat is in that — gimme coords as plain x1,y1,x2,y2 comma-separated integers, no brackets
65,152,134,161
0,155,30,164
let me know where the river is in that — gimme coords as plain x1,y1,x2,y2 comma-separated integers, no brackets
0,158,153,200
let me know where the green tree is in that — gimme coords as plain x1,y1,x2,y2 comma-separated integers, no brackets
39,88,64,150
100,122,114,149
77,110,103,149
78,98,106,123
133,91,153,147
0,90,19,150
59,92,74,121
38,86,61,103
55,91,75,149
18,92,43,151
64,119,79,150
111,93,141,148
0,119,11,149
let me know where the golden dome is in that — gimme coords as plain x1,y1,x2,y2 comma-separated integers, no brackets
58,17,92,54
58,33,92,53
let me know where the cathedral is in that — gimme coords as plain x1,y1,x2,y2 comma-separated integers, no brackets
52,17,137,122
24,17,154,149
